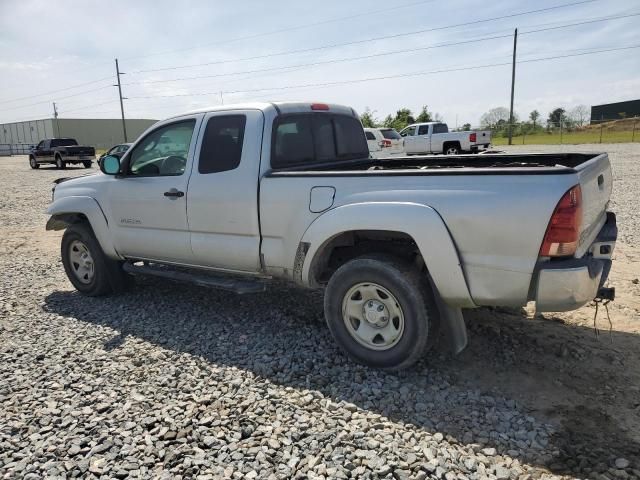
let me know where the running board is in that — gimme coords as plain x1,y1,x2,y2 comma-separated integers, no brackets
122,262,267,294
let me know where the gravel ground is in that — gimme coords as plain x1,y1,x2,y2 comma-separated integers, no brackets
1,147,639,480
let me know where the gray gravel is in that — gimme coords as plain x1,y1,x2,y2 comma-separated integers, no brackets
1,150,639,480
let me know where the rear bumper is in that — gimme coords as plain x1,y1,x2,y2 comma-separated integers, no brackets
534,212,616,312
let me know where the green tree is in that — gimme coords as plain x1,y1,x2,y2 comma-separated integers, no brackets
547,108,566,128
360,107,379,128
529,110,540,129
415,105,433,123
461,123,471,131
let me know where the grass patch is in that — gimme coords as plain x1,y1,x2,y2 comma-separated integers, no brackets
492,128,637,145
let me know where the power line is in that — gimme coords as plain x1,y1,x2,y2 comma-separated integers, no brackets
58,100,118,115
0,76,114,105
129,0,598,75
121,0,439,61
122,11,640,88
1,85,114,112
123,33,514,86
126,45,640,100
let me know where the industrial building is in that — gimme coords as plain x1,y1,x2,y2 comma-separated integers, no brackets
0,118,157,153
590,99,640,123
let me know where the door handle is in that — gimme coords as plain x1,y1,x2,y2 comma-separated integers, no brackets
163,188,184,198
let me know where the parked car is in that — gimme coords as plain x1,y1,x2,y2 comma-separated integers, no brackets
364,127,404,158
400,122,491,155
97,143,132,167
29,138,95,169
46,102,616,370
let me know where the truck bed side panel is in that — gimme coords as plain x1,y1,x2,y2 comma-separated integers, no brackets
260,172,579,307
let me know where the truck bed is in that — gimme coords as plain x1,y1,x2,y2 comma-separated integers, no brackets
269,153,601,175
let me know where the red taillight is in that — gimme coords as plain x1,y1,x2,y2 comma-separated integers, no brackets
379,139,392,148
470,132,477,142
311,103,329,111
539,185,582,257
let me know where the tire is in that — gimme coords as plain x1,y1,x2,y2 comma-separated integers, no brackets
444,144,460,155
324,255,437,370
61,224,114,296
83,161,92,168
29,156,39,169
56,156,66,169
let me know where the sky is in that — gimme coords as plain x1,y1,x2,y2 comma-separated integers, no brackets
0,0,639,127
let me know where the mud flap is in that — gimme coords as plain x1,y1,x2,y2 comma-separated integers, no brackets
434,294,468,355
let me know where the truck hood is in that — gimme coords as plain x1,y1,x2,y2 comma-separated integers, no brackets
52,172,111,201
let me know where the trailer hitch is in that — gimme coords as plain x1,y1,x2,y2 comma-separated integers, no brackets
596,287,615,302
592,287,615,341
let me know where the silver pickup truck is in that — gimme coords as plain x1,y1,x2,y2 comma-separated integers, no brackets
46,102,617,370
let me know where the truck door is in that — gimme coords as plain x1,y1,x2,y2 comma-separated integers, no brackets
104,116,202,264
39,140,51,162
430,123,449,153
399,125,418,154
186,109,264,273
416,124,431,153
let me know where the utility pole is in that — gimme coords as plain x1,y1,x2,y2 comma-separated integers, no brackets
53,102,60,137
507,28,518,146
114,58,128,142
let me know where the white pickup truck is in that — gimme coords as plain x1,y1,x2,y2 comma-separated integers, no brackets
46,102,617,370
400,122,491,155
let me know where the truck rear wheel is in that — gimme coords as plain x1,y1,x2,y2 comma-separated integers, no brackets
83,161,92,168
324,255,436,370
444,143,460,155
61,224,114,296
56,156,66,169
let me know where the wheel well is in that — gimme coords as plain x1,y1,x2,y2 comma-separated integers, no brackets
309,230,423,286
46,213,90,231
443,141,461,150
54,152,62,159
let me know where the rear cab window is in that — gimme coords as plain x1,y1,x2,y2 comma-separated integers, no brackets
380,129,401,140
51,139,78,147
271,113,368,169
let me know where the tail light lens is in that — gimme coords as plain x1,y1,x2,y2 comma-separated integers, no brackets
470,133,477,142
311,103,329,111
379,139,392,148
539,185,582,257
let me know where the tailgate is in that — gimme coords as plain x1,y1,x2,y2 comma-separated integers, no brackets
67,146,95,156
575,153,613,256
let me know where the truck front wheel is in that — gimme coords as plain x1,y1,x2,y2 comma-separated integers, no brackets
55,156,66,169
61,224,114,296
29,156,39,169
324,255,437,370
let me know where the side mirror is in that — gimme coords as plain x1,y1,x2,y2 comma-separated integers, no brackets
100,155,121,175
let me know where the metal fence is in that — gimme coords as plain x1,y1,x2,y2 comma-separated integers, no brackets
487,117,639,146
0,143,34,156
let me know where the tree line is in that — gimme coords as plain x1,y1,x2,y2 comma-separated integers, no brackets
360,106,447,131
479,105,591,137
359,104,596,137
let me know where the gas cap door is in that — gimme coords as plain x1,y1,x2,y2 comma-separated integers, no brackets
309,186,336,213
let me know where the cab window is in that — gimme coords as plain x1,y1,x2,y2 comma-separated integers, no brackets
400,126,416,137
127,120,196,176
417,125,430,135
198,115,246,174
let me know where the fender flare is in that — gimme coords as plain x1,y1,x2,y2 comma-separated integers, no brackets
299,202,475,308
46,196,121,259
